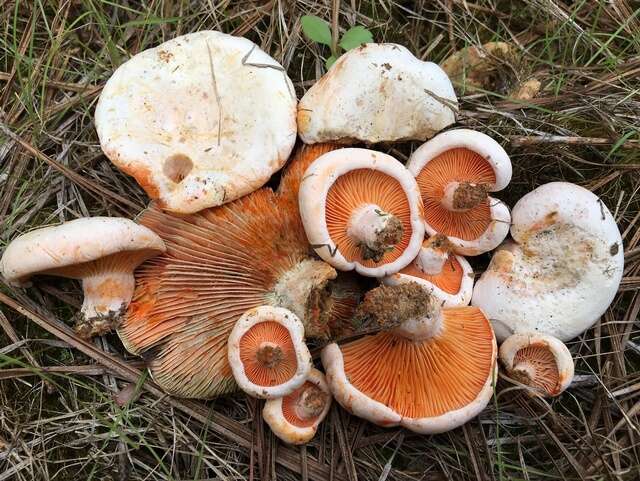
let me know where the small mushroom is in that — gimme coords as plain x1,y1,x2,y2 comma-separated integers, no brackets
263,368,332,444
322,283,497,434
499,333,574,397
228,306,312,399
407,129,512,255
298,148,425,277
95,31,297,214
298,43,457,144
383,234,474,306
472,182,624,342
0,218,165,338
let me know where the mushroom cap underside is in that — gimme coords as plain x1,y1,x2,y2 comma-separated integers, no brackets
298,147,425,277
322,306,497,433
499,333,574,396
228,306,312,399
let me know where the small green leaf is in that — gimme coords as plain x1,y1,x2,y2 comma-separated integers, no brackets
339,26,373,51
325,55,337,69
301,15,332,46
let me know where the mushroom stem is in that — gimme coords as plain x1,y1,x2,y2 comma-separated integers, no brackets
510,364,535,385
271,259,337,338
441,181,488,212
347,204,404,262
295,385,329,420
415,248,448,275
77,271,135,338
393,312,443,341
256,342,283,369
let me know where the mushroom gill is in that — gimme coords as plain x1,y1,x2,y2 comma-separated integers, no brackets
118,146,359,399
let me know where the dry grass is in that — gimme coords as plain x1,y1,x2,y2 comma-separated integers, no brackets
1,0,640,480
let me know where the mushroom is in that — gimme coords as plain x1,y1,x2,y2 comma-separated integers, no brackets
95,30,297,214
0,218,165,338
322,283,497,434
499,333,574,397
472,182,624,342
298,148,425,277
228,306,311,399
298,43,457,144
119,152,362,399
263,368,332,444
407,129,512,256
382,234,474,306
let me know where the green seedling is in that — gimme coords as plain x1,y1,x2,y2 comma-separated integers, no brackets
301,15,373,69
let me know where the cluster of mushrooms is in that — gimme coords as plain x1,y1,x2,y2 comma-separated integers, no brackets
0,31,624,444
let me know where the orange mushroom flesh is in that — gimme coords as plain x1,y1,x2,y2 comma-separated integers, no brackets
120,165,353,398
415,148,496,241
239,321,298,387
509,344,560,395
282,381,330,428
326,169,413,266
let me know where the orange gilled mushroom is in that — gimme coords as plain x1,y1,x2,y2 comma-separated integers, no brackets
407,129,512,256
299,148,425,277
263,368,332,444
322,283,497,434
383,234,474,307
228,306,312,399
118,159,361,399
499,333,574,397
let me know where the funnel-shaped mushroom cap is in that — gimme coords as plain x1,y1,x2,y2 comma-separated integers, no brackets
95,30,296,214
407,129,512,256
298,44,457,144
299,148,425,277
472,182,624,342
383,235,474,307
322,285,497,433
263,368,332,444
1,218,165,338
228,306,312,399
499,333,574,397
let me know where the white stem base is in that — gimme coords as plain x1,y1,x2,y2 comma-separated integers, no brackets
78,271,135,337
415,248,448,275
347,204,403,260
393,312,443,341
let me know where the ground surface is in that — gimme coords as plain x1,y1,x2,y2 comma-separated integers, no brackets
1,1,640,480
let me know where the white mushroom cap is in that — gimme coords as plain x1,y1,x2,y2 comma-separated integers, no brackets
263,368,332,445
298,148,425,277
322,304,497,434
228,306,312,399
472,182,624,342
95,30,297,214
298,43,457,144
383,237,474,307
407,129,512,256
0,217,166,337
499,333,574,396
